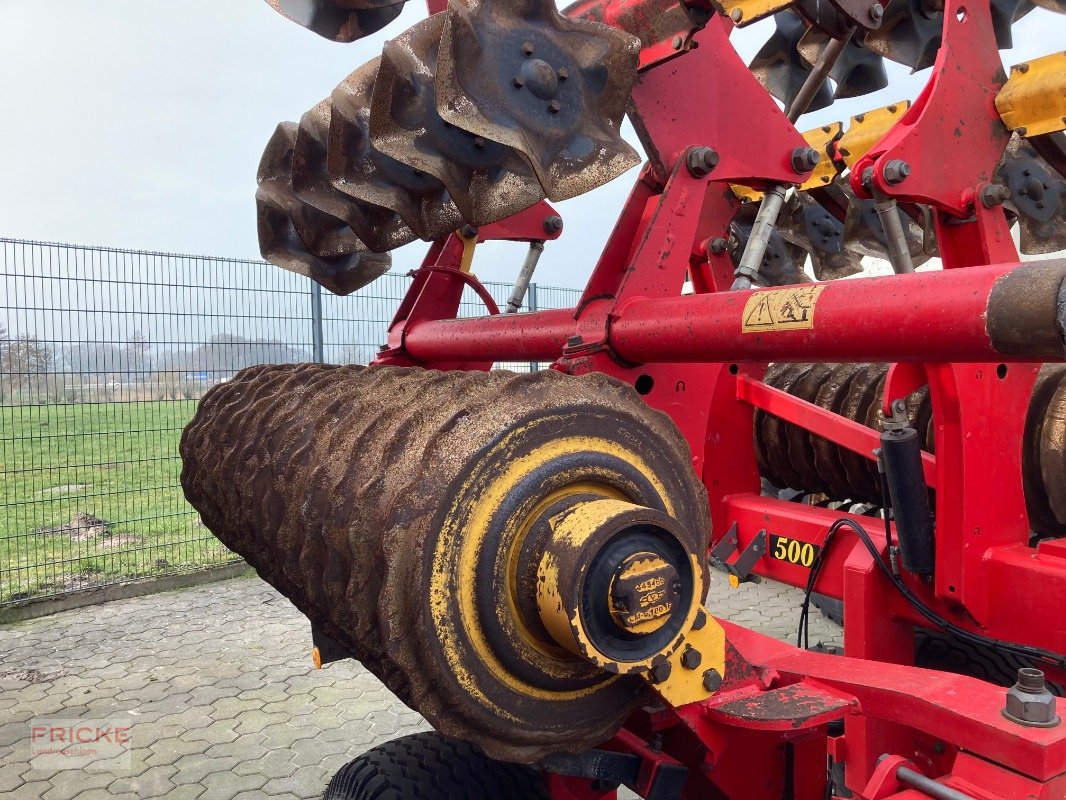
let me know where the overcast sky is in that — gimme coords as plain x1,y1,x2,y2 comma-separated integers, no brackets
0,2,1062,289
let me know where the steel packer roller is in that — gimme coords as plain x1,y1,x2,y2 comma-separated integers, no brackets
218,0,1066,796
180,364,719,763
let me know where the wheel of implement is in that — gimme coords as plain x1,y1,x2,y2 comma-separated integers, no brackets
180,365,711,763
323,732,550,800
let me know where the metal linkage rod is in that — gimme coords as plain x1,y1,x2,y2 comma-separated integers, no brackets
506,241,545,313
731,31,854,291
864,167,916,274
874,197,916,273
732,186,788,290
895,765,978,800
785,34,852,124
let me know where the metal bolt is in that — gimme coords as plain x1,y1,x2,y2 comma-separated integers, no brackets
1014,62,1030,74
882,159,911,185
680,645,702,670
512,75,525,88
686,146,720,178
472,136,486,149
730,7,743,21
702,668,723,692
887,104,898,113
649,661,672,684
691,609,707,630
791,146,821,173
548,99,561,113
459,224,478,239
980,184,1010,208
869,2,884,22
1003,668,1061,727
566,335,584,347
522,41,534,55
709,237,729,254
671,35,683,50
557,67,569,80
543,215,563,234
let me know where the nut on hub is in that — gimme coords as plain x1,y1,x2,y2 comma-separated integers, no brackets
536,499,703,673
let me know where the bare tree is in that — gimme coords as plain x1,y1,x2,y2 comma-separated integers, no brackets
1,335,54,398
126,330,152,383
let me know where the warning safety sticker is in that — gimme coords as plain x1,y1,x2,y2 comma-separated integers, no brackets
741,285,825,333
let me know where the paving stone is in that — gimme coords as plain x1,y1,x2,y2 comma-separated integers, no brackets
0,572,838,799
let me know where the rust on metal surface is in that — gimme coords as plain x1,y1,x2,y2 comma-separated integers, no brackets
181,364,710,763
436,0,641,201
986,258,1066,357
328,57,462,244
708,682,856,729
293,97,417,254
263,0,406,42
367,13,547,227
255,122,391,295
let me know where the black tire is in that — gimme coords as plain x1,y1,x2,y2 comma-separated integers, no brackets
914,630,1063,695
811,593,844,625
323,732,551,800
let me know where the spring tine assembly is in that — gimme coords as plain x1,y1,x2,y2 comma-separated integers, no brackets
435,0,641,202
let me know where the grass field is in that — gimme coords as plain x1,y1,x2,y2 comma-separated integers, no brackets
0,400,237,603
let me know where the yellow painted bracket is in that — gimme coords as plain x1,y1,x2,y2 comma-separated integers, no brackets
731,184,764,203
457,228,478,274
712,0,795,25
648,607,727,707
996,51,1066,138
732,122,844,200
799,121,844,191
837,101,911,168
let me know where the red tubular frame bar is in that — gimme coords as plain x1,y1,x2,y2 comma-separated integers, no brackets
371,0,1066,796
402,260,1066,365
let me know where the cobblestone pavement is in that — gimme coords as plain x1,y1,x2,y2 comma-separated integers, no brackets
0,571,842,799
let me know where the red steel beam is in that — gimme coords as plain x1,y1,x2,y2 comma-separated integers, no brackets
402,260,1066,366
735,375,937,487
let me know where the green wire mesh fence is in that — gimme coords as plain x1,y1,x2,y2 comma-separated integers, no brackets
0,238,580,605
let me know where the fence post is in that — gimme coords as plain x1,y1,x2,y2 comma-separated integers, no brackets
527,282,538,373
311,280,324,364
